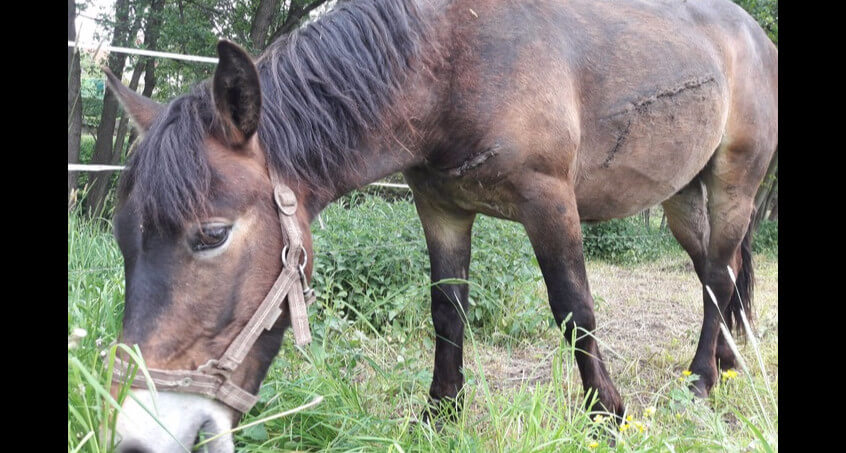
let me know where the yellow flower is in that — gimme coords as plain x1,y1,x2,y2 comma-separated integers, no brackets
588,441,599,449
721,369,738,381
682,370,692,377
626,414,633,422
644,407,656,417
619,423,630,432
593,414,606,424
634,421,645,433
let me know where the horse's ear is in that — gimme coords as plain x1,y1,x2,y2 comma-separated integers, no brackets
103,67,163,132
212,40,262,146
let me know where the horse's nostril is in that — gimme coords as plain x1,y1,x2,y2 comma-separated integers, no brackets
194,418,221,452
117,440,151,453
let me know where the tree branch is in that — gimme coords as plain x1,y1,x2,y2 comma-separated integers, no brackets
266,0,331,48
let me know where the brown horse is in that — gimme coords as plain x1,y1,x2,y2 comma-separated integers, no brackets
106,0,777,451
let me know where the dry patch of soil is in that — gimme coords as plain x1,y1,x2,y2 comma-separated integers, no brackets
462,253,778,412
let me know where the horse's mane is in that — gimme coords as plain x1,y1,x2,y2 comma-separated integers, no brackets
119,0,433,229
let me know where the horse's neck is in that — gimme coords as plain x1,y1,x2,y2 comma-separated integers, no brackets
306,80,440,216
304,53,448,216
265,0,451,220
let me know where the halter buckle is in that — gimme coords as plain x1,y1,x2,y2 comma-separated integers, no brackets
274,185,298,216
197,359,231,380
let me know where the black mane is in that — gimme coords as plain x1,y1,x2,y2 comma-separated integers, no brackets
119,0,432,229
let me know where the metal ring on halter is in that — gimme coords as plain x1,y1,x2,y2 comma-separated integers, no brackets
281,244,308,268
281,244,312,295
298,264,311,293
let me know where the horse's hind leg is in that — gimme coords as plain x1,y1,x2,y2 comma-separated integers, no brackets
662,177,740,373
519,180,625,420
679,137,772,396
413,195,476,423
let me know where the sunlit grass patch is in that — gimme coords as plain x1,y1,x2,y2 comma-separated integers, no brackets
69,195,777,451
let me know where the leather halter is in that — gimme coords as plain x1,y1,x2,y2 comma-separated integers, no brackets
112,170,315,414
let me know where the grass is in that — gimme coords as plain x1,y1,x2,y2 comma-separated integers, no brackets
68,194,778,452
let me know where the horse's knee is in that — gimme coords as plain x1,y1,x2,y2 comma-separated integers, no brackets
553,300,596,340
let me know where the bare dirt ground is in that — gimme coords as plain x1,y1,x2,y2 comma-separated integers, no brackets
464,252,779,413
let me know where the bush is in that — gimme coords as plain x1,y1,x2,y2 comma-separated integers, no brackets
309,194,543,340
310,195,430,339
582,217,678,264
752,220,778,255
310,196,685,340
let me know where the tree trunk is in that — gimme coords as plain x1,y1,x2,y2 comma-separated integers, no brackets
760,166,778,221
68,0,82,206
112,59,146,171
768,190,778,221
752,147,778,231
141,0,164,99
84,0,136,217
250,0,281,52
142,58,157,98
86,0,164,217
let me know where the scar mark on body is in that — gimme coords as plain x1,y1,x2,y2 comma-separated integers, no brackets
449,145,500,177
602,119,631,168
600,75,716,167
603,76,717,120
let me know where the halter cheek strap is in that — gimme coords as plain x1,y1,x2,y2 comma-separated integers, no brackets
113,172,315,414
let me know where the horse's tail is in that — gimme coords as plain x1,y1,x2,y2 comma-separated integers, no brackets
726,212,755,338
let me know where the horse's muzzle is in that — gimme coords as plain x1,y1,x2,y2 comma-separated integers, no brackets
114,390,235,453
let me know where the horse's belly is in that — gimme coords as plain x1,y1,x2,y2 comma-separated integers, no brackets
575,74,728,222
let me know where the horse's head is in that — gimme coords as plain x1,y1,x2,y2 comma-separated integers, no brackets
107,41,313,453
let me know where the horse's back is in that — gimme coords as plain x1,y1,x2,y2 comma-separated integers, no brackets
565,0,778,219
414,0,776,221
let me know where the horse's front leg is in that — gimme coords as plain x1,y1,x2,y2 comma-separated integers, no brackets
414,196,476,425
518,178,625,421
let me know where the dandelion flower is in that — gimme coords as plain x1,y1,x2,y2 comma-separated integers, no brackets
682,370,692,377
634,421,645,433
588,441,599,449
644,407,656,417
619,423,630,432
721,369,738,381
593,414,606,424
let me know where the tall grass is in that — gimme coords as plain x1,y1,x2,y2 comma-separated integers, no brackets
68,193,777,452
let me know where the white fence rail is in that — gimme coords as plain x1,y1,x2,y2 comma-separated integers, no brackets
68,41,218,64
68,164,410,190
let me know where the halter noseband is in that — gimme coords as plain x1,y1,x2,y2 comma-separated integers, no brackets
112,169,315,413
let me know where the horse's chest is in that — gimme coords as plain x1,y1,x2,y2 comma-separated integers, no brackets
404,164,522,220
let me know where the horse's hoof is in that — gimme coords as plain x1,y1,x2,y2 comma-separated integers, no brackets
410,409,445,434
689,378,711,398
716,345,737,371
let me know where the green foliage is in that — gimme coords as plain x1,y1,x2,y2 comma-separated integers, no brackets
310,194,553,340
68,200,778,452
311,196,686,341
752,220,778,256
310,194,430,339
733,0,778,45
582,217,679,264
79,52,106,125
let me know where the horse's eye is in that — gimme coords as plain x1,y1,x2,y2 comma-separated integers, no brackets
191,223,231,252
